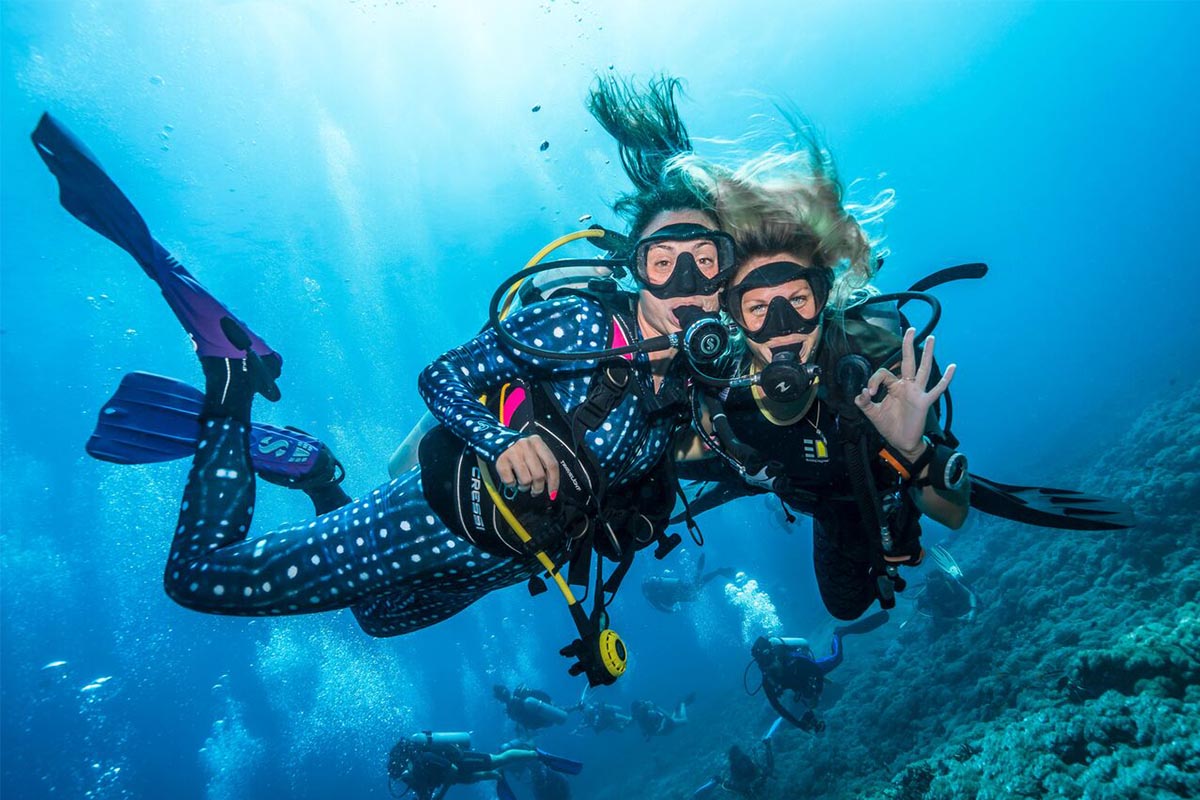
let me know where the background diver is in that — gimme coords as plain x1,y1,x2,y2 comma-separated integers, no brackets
630,694,694,740
571,697,632,735
494,685,570,735
386,731,581,800
641,552,736,613
749,611,889,732
911,544,978,624
693,718,781,799
496,738,574,800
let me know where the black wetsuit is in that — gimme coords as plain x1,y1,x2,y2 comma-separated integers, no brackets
727,741,773,798
753,611,888,732
392,743,494,800
709,319,940,620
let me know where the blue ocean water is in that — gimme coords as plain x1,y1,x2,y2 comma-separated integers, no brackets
2,2,1198,799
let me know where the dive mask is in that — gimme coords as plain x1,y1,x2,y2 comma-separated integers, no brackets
726,261,833,343
632,223,737,299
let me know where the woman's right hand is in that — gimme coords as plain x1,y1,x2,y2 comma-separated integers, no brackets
495,435,561,498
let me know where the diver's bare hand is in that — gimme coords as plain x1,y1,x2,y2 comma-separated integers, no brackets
854,328,955,456
495,435,561,498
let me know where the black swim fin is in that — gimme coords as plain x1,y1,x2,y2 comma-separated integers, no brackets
88,372,331,484
669,478,759,525
969,473,1134,531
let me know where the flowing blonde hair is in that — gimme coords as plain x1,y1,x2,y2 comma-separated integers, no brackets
669,107,893,307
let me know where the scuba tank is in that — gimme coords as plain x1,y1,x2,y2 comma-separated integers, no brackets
408,731,471,748
517,695,569,728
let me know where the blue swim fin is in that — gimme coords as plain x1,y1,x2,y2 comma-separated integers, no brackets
87,371,207,464
495,774,518,800
31,112,160,272
88,372,333,485
535,748,583,776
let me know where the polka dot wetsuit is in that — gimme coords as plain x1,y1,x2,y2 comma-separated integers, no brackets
166,295,688,636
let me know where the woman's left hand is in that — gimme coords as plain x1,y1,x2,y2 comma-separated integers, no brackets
854,328,956,459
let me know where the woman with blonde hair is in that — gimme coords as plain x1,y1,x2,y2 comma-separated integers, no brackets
674,117,1131,624
674,121,970,620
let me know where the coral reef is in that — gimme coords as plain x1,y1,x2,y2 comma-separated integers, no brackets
586,382,1200,800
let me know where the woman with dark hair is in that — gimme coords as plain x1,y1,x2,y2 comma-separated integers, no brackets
35,73,735,684
587,74,711,249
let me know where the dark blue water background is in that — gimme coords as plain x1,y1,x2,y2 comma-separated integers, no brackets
2,2,1198,798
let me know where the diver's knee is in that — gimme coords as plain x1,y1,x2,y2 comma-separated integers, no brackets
350,604,386,636
163,573,223,613
355,620,400,638
350,601,415,638
353,615,400,638
163,563,273,614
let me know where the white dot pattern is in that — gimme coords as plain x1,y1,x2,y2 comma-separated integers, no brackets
165,421,537,635
417,296,681,487
162,295,690,639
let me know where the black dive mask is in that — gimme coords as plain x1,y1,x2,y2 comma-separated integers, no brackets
726,261,832,342
747,296,821,343
633,223,737,299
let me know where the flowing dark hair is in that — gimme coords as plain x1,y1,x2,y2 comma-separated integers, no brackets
587,73,716,243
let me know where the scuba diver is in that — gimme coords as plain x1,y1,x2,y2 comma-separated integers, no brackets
571,698,632,734
32,74,734,687
527,766,572,800
385,731,582,800
630,694,694,740
494,685,569,735
495,738,574,800
748,611,889,732
641,553,736,613
668,117,1134,621
693,719,781,799
912,544,978,624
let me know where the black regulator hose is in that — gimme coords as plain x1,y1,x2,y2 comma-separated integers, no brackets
488,258,677,361
850,291,941,370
